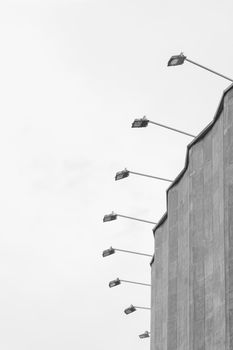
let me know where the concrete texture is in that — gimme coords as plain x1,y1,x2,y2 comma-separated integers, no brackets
151,84,233,350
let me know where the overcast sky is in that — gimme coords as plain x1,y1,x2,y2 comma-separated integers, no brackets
0,0,232,349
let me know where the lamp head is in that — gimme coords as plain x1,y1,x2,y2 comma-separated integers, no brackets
109,278,121,288
102,247,115,257
131,117,149,128
103,212,117,222
115,169,130,181
139,331,150,339
167,53,186,66
124,304,136,315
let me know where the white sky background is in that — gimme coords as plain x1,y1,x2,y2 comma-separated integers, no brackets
0,0,232,349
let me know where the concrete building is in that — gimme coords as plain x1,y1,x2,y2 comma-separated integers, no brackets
150,84,233,350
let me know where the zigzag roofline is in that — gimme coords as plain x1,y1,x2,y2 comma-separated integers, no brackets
150,83,233,266
152,83,233,235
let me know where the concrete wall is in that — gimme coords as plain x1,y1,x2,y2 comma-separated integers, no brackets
151,85,233,350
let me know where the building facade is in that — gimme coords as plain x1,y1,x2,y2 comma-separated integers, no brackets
151,84,233,350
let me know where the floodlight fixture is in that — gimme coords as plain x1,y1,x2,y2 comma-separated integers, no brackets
167,53,186,66
131,117,195,138
124,304,151,315
102,246,152,258
109,278,121,288
131,116,149,128
115,169,130,181
139,331,150,339
108,278,151,288
124,304,136,314
103,212,117,222
103,212,157,225
102,247,115,257
168,52,233,82
115,168,173,183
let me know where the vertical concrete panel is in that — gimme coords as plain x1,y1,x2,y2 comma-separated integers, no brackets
223,92,233,350
203,132,214,350
150,261,156,350
161,224,168,350
151,229,162,350
177,173,189,350
167,189,178,350
188,153,194,350
154,228,163,350
189,142,205,350
151,223,168,350
212,113,225,350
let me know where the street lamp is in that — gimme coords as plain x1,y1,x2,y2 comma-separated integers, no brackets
108,278,151,288
139,331,150,339
103,212,117,222
124,304,136,314
102,246,152,258
109,278,121,288
103,212,157,225
167,53,186,66
168,52,233,83
115,169,130,180
115,168,172,183
132,117,149,128
131,116,195,138
102,247,116,257
124,304,151,315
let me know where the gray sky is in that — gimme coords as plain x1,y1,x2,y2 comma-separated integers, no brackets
0,0,232,349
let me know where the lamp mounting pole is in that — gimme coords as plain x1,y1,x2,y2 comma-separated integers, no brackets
120,279,151,287
117,213,157,225
185,56,233,83
134,306,151,310
114,248,152,258
129,170,173,183
148,120,195,138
